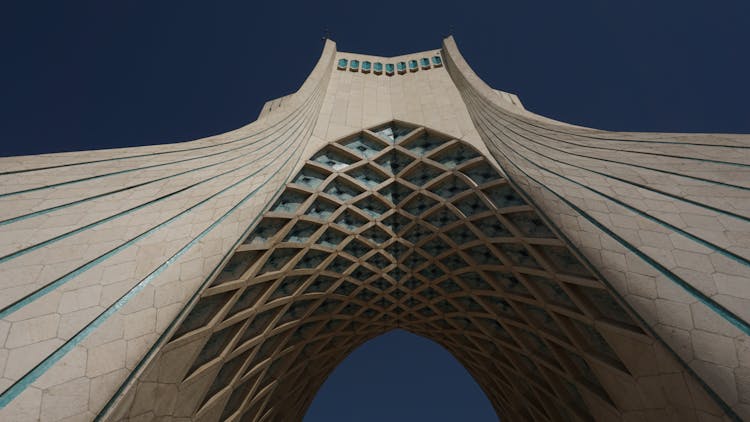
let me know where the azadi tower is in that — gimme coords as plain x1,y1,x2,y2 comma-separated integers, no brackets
0,37,748,422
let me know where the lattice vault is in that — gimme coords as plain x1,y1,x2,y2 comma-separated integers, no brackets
111,123,702,421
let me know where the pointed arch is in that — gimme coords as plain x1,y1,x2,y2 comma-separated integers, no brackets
108,121,705,421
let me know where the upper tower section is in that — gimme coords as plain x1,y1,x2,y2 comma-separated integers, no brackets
292,39,523,150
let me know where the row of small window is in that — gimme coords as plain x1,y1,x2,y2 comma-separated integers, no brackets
336,56,443,75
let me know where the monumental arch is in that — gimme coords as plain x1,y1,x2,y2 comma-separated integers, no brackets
0,37,748,421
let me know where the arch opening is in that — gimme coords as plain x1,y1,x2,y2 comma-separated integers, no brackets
303,329,497,421
120,122,662,422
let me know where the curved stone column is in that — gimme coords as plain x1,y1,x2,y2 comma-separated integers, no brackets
443,35,750,420
0,39,336,422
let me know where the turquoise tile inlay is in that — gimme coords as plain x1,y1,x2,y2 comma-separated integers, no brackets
373,62,383,73
385,63,395,75
372,124,414,143
245,218,288,245
283,221,321,243
445,224,478,243
0,111,312,319
428,175,471,199
305,197,338,220
90,118,680,422
471,216,511,238
402,194,438,216
328,256,354,273
92,102,329,420
408,59,418,71
0,118,304,266
432,56,442,66
496,243,540,269
378,181,413,205
362,61,371,72
312,148,356,170
361,226,389,245
430,144,480,168
354,196,388,217
334,209,368,231
466,245,495,265
270,276,306,300
297,249,328,269
349,59,360,71
0,111,315,409
403,163,442,186
381,212,411,234
323,177,364,201
402,133,443,155
337,58,348,69
374,150,414,175
462,162,499,186
424,206,459,227
293,167,329,189
343,239,369,258
505,211,555,238
403,223,432,245
341,135,385,158
259,248,300,273
271,190,309,213
347,166,387,189
454,192,490,216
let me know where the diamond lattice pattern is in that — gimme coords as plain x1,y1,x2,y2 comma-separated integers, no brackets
165,123,650,421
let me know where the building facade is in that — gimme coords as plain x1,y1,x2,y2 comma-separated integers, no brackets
0,37,748,421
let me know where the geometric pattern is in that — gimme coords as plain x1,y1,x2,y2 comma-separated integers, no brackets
443,34,750,421
153,122,655,421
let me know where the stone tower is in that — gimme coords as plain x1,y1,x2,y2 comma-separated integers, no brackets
0,37,748,421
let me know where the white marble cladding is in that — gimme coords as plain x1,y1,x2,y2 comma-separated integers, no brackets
443,36,750,421
0,39,335,422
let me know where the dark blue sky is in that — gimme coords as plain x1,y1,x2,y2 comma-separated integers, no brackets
305,330,497,421
2,1,748,420
2,1,749,158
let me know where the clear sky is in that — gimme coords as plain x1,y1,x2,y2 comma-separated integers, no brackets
304,329,497,421
2,1,749,420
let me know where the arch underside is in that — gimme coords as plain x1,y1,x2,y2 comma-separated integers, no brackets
117,122,686,421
